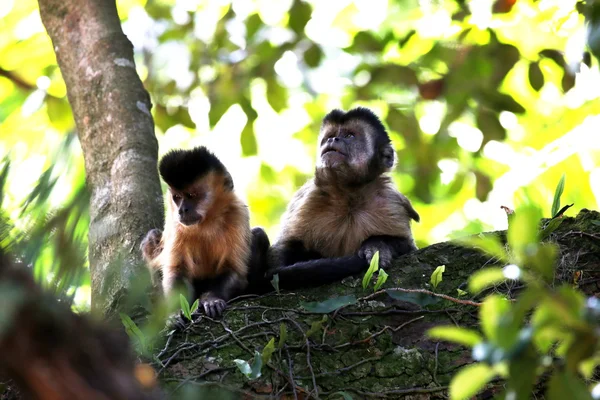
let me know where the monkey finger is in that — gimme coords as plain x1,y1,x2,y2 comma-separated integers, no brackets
215,300,226,316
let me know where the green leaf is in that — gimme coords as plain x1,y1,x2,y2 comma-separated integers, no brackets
373,268,388,291
483,91,526,114
562,71,576,93
261,338,276,365
303,43,323,67
430,265,445,290
457,234,507,261
370,65,418,87
528,61,544,91
240,120,258,157
271,273,280,294
266,77,287,112
546,370,592,400
301,295,357,313
190,299,199,314
468,268,505,294
386,290,440,307
288,0,312,35
449,363,496,400
278,323,288,349
428,326,483,347
119,312,146,353
362,251,380,289
530,243,558,282
457,288,468,297
507,344,539,399
346,31,385,53
331,391,354,400
540,218,563,240
480,295,512,346
306,315,328,337
551,174,566,218
245,13,262,41
539,49,566,67
233,359,252,377
507,204,543,264
476,108,506,144
180,294,192,321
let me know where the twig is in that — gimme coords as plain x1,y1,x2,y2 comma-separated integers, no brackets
220,321,254,356
564,231,600,242
285,347,299,400
299,350,392,379
361,288,482,307
333,316,423,349
341,308,459,317
305,338,319,399
321,385,449,398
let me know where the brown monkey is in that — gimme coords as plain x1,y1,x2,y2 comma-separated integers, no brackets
141,146,269,319
267,107,419,288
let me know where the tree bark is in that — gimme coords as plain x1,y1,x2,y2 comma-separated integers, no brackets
152,209,600,399
38,0,163,315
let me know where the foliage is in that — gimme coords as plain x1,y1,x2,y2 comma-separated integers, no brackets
362,250,380,290
1,1,599,314
179,294,199,322
430,264,445,290
430,197,600,399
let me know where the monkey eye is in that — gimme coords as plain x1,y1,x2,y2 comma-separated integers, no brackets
344,133,354,139
186,192,196,199
172,194,182,201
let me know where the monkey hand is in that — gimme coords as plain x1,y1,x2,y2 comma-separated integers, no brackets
141,228,163,260
200,293,227,318
358,240,393,269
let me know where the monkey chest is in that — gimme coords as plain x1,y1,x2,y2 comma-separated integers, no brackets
296,201,399,258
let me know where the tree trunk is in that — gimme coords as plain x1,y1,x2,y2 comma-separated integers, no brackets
152,209,600,399
38,0,163,315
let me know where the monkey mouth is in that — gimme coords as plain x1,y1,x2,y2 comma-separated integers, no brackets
179,216,203,226
321,146,346,158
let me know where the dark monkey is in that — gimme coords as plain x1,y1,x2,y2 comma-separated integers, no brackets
141,146,269,319
267,107,420,288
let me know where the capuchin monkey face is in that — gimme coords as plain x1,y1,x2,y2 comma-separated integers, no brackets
316,120,376,173
169,184,213,226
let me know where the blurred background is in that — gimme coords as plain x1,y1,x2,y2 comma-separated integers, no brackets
1,0,599,310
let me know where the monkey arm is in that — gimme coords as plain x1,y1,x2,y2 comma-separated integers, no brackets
266,256,368,289
268,239,324,267
358,235,417,268
140,228,163,264
192,271,246,318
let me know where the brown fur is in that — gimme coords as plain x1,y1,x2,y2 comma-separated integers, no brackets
277,176,416,257
145,171,251,296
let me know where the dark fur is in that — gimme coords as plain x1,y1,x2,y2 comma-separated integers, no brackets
158,147,233,191
267,107,419,288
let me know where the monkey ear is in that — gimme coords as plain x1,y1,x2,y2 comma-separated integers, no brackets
381,145,395,170
224,172,234,191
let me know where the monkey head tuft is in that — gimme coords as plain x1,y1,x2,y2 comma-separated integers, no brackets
158,146,232,191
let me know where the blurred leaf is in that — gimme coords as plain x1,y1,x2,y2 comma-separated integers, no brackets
492,0,516,13
46,97,74,132
270,273,280,294
240,121,258,157
430,265,445,290
235,350,263,380
469,268,505,294
266,78,287,112
261,338,276,364
507,205,543,263
475,171,493,201
303,43,323,68
373,268,388,291
346,31,385,53
540,218,563,240
476,108,506,144
482,91,526,114
546,370,592,400
450,363,496,400
246,13,263,41
362,251,379,289
288,0,312,35
457,234,507,261
371,65,418,87
566,332,598,372
428,326,482,347
562,71,576,92
0,159,10,209
119,312,146,354
480,295,512,345
301,295,357,313
528,61,544,91
540,49,566,68
190,299,199,314
386,290,440,307
551,174,566,217
507,344,538,398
